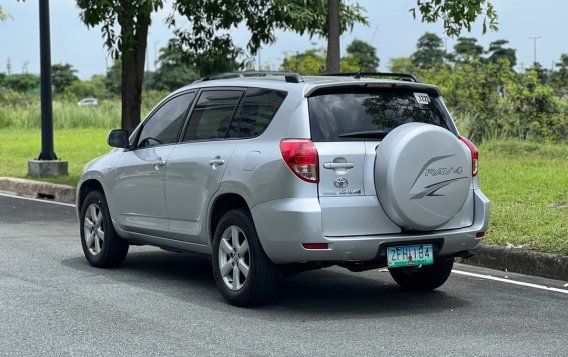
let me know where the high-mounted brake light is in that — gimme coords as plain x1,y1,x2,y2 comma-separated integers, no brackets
459,136,478,176
280,139,319,183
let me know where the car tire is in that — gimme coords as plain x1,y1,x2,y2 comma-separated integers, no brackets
388,257,454,291
212,209,278,307
80,190,129,268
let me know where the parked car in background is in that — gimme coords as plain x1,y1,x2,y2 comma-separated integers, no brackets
76,71,490,306
77,97,99,106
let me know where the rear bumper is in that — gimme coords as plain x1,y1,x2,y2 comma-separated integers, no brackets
251,190,490,264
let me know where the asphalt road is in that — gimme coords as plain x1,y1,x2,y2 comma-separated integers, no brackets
1,193,567,356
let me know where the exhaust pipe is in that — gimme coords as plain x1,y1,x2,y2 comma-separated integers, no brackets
456,250,474,259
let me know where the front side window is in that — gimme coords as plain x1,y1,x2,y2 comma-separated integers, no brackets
183,90,243,141
137,92,196,148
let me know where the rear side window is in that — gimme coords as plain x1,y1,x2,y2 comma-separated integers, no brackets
308,88,448,142
233,88,287,138
183,90,243,141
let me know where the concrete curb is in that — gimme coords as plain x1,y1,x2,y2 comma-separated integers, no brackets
0,177,566,281
0,177,76,204
457,244,568,281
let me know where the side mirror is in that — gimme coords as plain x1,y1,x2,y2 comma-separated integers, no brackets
108,129,129,149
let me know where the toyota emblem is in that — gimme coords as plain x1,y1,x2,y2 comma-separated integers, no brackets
334,177,348,188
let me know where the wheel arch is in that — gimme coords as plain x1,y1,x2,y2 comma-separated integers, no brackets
77,179,105,214
209,193,250,245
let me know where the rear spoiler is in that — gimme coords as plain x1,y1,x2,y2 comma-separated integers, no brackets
304,81,441,97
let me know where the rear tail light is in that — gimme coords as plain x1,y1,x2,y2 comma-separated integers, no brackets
476,231,486,238
280,139,319,183
459,136,478,176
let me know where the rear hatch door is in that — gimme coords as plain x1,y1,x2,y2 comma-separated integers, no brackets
308,85,473,237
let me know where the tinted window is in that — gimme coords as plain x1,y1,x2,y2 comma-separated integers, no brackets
138,92,196,148
184,90,243,141
308,88,448,142
234,88,287,138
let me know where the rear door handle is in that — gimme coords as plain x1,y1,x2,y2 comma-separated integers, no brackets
323,162,354,169
209,159,225,166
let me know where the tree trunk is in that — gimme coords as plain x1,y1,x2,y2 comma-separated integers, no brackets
326,0,341,74
120,11,149,133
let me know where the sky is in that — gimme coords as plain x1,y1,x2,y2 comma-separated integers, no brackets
1,0,567,80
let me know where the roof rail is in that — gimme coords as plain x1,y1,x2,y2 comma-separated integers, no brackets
322,72,420,83
194,71,304,84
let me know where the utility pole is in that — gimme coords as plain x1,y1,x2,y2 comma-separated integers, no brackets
529,36,542,67
6,57,11,75
28,0,68,177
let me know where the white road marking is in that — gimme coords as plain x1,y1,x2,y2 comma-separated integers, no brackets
453,269,568,295
0,192,76,208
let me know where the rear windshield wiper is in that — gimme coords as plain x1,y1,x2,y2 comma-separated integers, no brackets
338,130,391,139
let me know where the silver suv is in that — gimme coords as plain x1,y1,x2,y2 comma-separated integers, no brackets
77,72,490,306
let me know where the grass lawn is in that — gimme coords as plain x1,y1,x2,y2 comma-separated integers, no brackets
1,128,567,255
0,128,110,186
478,141,568,255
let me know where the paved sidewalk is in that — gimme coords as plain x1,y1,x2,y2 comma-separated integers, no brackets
1,176,566,281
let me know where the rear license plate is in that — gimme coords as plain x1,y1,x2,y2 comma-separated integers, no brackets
387,244,434,268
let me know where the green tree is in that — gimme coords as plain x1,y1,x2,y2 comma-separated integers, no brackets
411,32,447,69
0,5,11,21
163,39,241,79
150,43,198,91
281,49,326,75
78,0,162,132
104,61,122,95
340,54,364,72
346,39,379,71
65,75,107,99
486,39,516,67
453,37,483,63
0,73,6,88
4,74,40,93
324,0,498,73
410,0,498,36
77,0,367,132
280,47,365,75
528,63,549,85
550,54,568,90
389,57,416,74
418,58,567,143
51,63,79,94
487,40,517,68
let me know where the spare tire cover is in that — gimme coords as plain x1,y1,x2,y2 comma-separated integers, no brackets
375,123,471,231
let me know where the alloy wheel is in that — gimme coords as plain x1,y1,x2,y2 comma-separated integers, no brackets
218,225,250,290
83,203,105,256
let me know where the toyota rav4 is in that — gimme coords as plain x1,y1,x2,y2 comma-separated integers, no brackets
77,72,490,306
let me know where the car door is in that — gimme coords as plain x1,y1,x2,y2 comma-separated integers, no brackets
112,91,196,236
165,89,244,244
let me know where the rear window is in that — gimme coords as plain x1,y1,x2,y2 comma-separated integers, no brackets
308,88,449,142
